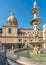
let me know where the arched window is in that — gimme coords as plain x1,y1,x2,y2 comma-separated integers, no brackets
8,28,11,33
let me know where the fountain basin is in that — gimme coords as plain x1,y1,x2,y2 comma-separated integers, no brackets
7,48,46,65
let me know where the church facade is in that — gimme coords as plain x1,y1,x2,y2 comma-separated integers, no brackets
0,2,46,50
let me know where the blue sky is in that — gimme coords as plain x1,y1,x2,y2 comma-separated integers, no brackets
0,0,46,28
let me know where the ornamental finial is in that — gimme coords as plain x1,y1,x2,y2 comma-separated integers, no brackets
34,1,37,8
11,12,14,16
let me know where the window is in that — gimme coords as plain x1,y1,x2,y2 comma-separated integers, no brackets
31,40,32,41
19,39,21,42
8,28,11,33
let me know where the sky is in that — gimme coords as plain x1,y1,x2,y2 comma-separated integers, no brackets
0,0,46,28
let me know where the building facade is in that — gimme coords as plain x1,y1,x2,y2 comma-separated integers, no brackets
0,1,46,50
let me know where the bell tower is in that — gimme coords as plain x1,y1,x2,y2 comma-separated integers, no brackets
2,12,18,44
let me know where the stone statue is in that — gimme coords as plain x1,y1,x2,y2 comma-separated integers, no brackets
33,46,41,54
35,30,38,37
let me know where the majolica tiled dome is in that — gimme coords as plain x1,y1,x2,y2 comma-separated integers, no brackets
7,12,18,26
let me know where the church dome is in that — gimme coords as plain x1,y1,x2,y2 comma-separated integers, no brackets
7,12,18,26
